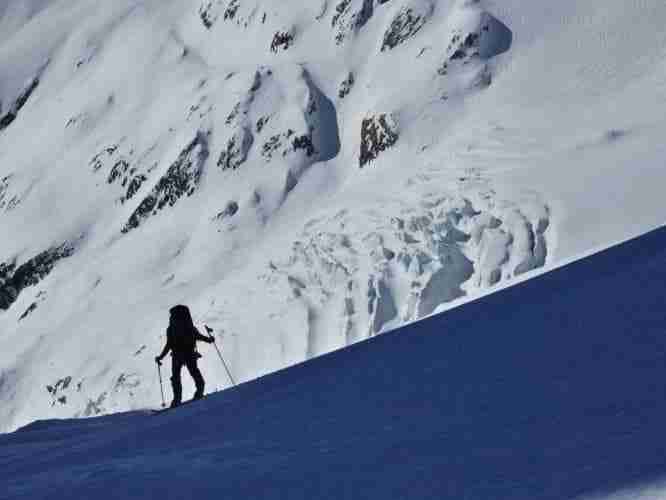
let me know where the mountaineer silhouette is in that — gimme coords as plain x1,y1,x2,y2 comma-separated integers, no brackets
155,305,215,408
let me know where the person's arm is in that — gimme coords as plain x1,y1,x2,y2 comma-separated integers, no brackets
155,333,171,364
194,328,215,344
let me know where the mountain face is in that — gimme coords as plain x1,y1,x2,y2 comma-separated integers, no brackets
1,0,666,432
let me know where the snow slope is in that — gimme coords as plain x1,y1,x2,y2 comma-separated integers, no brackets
3,225,666,499
1,0,666,431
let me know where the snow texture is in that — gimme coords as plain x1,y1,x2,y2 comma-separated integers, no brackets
1,0,666,432
3,226,666,499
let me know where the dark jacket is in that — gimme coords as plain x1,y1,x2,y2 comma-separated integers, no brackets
159,325,213,360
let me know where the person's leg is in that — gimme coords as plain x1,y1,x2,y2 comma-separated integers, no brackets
185,356,205,400
170,356,184,407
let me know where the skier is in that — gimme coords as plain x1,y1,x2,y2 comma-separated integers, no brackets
155,304,215,408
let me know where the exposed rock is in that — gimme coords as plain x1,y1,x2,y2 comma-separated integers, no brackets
0,76,40,133
437,13,512,76
359,113,399,167
122,133,209,233
224,0,240,21
332,0,390,45
225,102,243,125
218,127,254,170
380,3,433,52
262,133,283,159
438,30,478,75
261,130,317,161
451,32,480,61
90,146,119,172
107,159,130,184
46,376,73,406
0,175,13,210
215,201,239,220
198,0,219,29
0,242,76,311
224,71,265,126
113,373,140,394
256,115,270,133
199,4,215,29
270,30,295,53
18,302,38,321
124,174,148,201
199,0,241,29
90,143,152,204
186,95,213,122
222,66,339,204
292,134,316,156
250,70,262,92
83,392,107,416
338,72,355,99
332,0,352,30
0,261,16,288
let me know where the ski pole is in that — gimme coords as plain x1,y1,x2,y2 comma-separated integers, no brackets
205,325,236,386
157,363,166,408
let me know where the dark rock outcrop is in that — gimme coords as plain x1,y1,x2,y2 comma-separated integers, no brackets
0,77,40,133
0,175,14,211
438,31,480,75
46,376,73,406
122,133,209,233
224,0,240,21
18,302,38,321
338,72,355,99
199,0,240,29
199,0,219,29
332,0,391,45
90,143,150,204
380,5,431,52
438,13,513,76
270,30,295,52
0,242,76,311
215,200,239,220
261,130,317,161
359,113,398,167
218,127,254,170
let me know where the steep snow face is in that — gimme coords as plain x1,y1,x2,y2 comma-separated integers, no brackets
0,0,665,431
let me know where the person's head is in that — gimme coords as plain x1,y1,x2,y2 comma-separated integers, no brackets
169,304,194,329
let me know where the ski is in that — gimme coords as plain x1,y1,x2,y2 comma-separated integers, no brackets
151,396,206,415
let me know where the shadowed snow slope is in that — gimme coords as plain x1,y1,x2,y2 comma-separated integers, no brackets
3,225,666,499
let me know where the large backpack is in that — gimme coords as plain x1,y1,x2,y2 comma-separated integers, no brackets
168,323,196,355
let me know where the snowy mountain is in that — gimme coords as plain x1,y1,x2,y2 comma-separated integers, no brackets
4,225,666,499
1,0,666,432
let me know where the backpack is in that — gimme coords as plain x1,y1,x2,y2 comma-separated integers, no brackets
168,323,196,355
